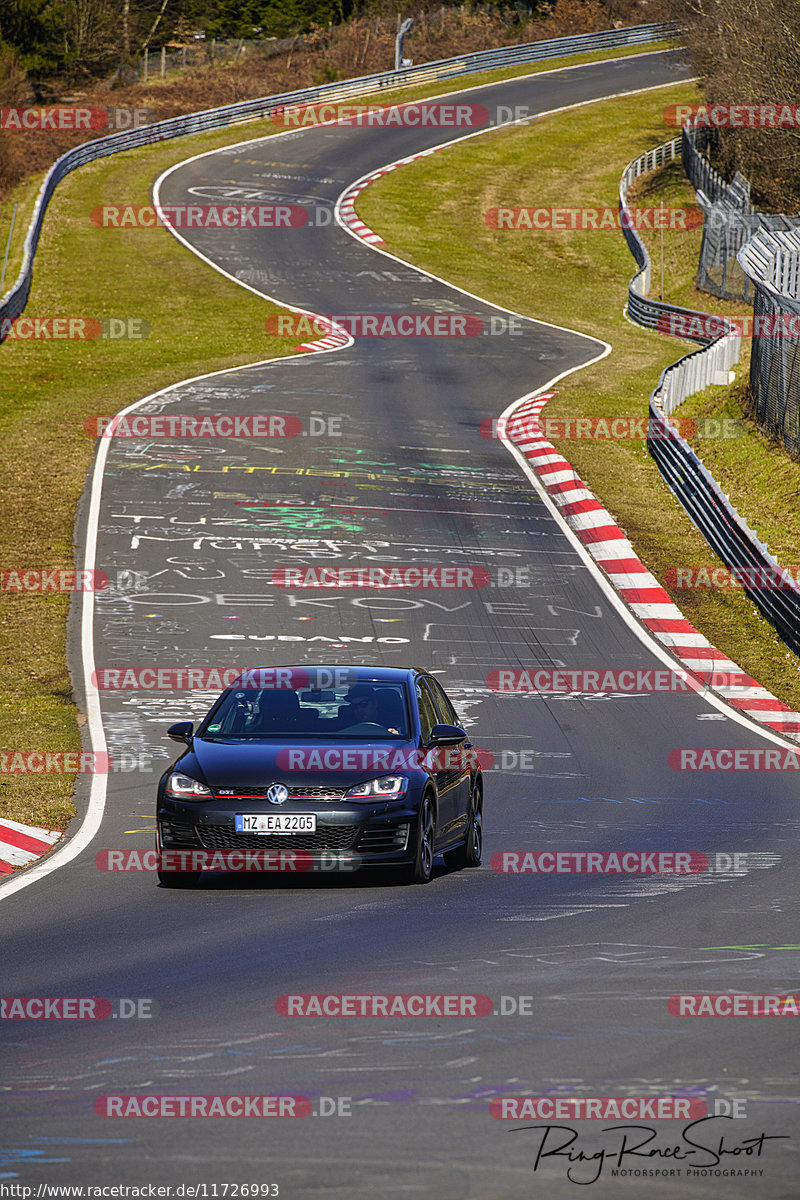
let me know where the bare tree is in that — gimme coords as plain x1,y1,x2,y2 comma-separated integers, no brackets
139,0,171,54
667,0,800,208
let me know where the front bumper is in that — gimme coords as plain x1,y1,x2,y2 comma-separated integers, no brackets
157,796,418,870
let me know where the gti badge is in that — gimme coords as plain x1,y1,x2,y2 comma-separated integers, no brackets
267,784,289,806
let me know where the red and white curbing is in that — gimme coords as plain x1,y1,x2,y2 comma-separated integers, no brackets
295,331,351,353
338,150,437,245
293,314,352,354
505,393,800,740
338,178,386,245
0,818,61,875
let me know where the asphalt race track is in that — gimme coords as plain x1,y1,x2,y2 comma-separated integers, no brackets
3,50,800,1198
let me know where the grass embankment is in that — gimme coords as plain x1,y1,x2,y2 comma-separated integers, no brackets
0,127,297,832
357,82,800,711
0,43,673,836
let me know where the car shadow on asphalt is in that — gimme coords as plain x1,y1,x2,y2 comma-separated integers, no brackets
158,861,462,891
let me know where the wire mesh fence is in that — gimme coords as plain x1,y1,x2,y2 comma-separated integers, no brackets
128,36,297,84
739,228,800,456
683,124,800,303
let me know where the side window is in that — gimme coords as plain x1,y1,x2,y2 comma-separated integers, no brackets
415,682,439,743
427,677,460,727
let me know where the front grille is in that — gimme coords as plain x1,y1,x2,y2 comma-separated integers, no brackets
211,786,347,802
197,824,359,850
358,824,410,853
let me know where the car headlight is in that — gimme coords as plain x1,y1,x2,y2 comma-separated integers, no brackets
166,772,212,800
345,775,408,801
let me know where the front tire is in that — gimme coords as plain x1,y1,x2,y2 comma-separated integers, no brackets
405,795,435,884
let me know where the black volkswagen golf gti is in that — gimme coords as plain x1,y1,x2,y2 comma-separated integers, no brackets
156,665,483,886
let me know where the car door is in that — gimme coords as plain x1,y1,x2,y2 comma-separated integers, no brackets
424,676,471,842
416,677,464,845
414,678,451,846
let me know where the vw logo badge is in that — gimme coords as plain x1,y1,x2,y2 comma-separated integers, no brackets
267,784,289,806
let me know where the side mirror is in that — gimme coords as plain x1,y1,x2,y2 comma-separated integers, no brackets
427,723,466,746
167,721,193,745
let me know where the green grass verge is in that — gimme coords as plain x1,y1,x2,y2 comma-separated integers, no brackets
357,80,800,713
0,41,681,839
0,128,305,834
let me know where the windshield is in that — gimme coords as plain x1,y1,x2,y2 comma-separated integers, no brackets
200,681,411,739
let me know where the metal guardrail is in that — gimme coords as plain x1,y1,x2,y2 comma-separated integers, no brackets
620,136,800,655
622,138,683,325
619,137,741,414
0,22,674,338
647,405,800,655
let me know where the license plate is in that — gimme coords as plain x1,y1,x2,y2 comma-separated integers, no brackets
235,813,317,834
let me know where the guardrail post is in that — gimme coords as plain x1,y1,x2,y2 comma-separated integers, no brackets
395,18,413,71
